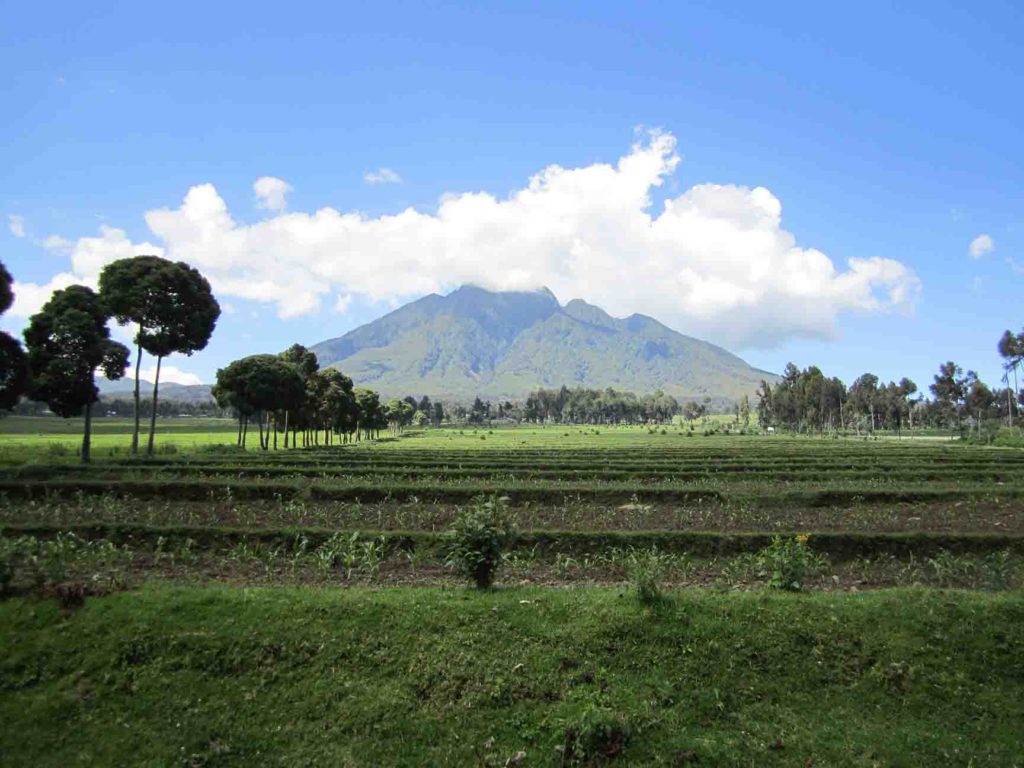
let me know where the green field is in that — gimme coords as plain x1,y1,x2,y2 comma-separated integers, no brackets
1,419,1022,764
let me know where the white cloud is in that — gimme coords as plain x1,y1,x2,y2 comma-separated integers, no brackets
12,133,920,347
969,234,994,259
1007,258,1024,275
133,365,203,386
363,167,402,185
253,176,292,212
8,226,163,319
8,214,25,238
9,273,79,318
334,293,353,313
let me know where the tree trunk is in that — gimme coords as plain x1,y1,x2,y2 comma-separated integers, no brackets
82,400,93,464
131,336,144,455
146,356,163,456
237,414,243,446
284,411,290,448
242,416,248,449
273,414,278,451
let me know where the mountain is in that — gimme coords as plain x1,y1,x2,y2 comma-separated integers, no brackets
98,378,214,404
311,285,777,401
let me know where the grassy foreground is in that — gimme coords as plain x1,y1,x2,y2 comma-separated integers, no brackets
1,587,1022,766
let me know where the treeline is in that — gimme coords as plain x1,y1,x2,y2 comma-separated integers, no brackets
0,257,219,462
211,347,446,450
520,386,691,424
757,353,1024,435
7,396,227,419
98,397,227,419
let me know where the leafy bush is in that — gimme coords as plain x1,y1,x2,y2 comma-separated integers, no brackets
625,547,671,606
755,534,825,592
0,536,33,594
991,428,1024,448
445,495,517,589
561,692,631,764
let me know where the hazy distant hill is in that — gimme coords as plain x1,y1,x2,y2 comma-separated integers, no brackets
311,285,777,401
98,378,214,404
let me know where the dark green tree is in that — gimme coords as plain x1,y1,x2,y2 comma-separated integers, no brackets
278,344,320,446
23,286,129,462
354,388,384,441
385,397,415,434
998,329,1023,424
0,261,29,411
212,354,304,450
930,361,974,434
310,368,355,445
212,357,255,447
99,256,220,456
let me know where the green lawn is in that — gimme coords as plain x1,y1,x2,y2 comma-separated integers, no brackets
1,586,1021,766
0,416,240,460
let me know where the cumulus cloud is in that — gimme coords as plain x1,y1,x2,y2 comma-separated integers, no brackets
253,176,292,212
9,273,79,319
363,167,402,185
8,226,162,319
11,132,920,347
134,365,203,386
969,234,994,259
8,214,25,238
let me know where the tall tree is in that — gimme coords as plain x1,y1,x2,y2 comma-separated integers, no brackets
23,286,129,462
354,388,384,440
279,344,320,446
930,361,974,435
998,329,1023,424
100,256,220,456
738,394,751,428
0,261,28,411
212,358,255,447
849,373,880,432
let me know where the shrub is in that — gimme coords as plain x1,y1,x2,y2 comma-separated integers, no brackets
562,693,631,764
625,547,671,606
755,534,824,592
0,536,33,594
445,495,517,589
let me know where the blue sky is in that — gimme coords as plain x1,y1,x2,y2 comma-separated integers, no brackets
2,1,1022,393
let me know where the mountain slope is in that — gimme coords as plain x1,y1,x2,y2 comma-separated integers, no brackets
311,285,777,401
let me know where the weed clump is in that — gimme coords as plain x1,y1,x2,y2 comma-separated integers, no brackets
445,495,517,589
755,534,825,591
561,692,631,764
625,547,671,606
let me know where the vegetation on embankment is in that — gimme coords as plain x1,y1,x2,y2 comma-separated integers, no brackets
1,587,1022,766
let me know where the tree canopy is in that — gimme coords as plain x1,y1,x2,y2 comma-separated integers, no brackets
99,255,221,455
0,261,28,411
23,285,129,461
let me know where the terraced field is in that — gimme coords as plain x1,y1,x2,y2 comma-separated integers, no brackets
3,424,1024,765
2,425,1022,590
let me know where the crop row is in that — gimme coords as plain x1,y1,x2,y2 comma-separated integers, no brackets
5,463,1024,486
4,521,1022,561
2,477,1022,506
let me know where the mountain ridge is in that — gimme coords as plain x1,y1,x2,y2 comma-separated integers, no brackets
311,285,777,401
